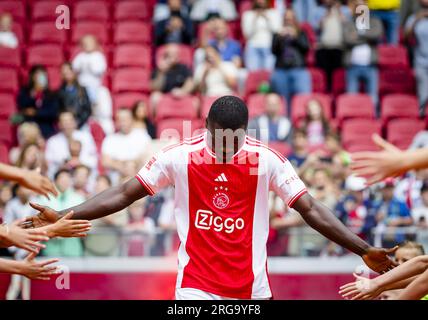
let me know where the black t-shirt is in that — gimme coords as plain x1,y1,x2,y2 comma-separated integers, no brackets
151,63,191,93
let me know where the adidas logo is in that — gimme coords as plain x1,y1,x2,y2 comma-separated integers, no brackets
214,173,228,182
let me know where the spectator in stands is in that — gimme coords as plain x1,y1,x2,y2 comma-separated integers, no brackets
58,62,91,130
0,182,12,223
9,123,44,165
368,0,401,44
155,3,193,46
102,108,152,184
150,44,194,112
190,0,237,22
241,0,281,71
308,168,338,210
400,0,420,27
270,9,311,107
248,93,291,142
300,99,331,149
313,0,352,91
72,165,91,199
132,100,156,139
405,0,428,114
17,65,60,139
39,169,85,257
72,35,107,104
293,0,319,23
0,13,18,48
288,128,309,169
154,0,190,23
412,180,428,228
44,111,98,179
374,178,414,246
410,129,428,149
194,45,238,96
15,143,47,174
344,0,384,109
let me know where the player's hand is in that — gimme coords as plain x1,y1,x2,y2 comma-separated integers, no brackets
339,273,383,300
17,251,59,281
362,246,399,274
47,211,91,238
1,219,49,253
19,168,58,199
21,203,62,229
350,134,406,185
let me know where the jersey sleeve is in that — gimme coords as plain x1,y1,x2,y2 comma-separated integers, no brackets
268,151,307,208
135,148,175,196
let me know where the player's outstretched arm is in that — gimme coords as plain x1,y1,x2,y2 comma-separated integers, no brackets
22,178,148,228
351,134,428,185
293,193,398,273
398,268,428,300
0,252,59,280
0,163,58,199
339,255,428,300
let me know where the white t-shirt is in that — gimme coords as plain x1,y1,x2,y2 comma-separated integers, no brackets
194,62,238,96
72,51,107,89
241,9,282,48
0,31,18,48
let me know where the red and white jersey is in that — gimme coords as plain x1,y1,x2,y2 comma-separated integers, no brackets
136,133,307,299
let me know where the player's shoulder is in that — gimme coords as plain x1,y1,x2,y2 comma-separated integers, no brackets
245,136,288,164
161,133,206,154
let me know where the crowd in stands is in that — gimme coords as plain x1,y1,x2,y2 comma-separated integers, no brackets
0,0,428,258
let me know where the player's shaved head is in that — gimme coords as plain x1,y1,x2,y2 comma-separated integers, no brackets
207,95,248,131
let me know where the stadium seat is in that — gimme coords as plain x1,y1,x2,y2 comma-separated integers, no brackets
0,1,25,22
387,118,426,150
0,142,9,164
290,93,332,125
268,141,293,157
156,44,193,69
0,69,18,93
46,67,62,90
113,44,151,69
31,1,65,21
246,93,287,119
378,45,409,69
379,68,416,96
0,93,16,118
332,68,346,97
30,21,68,44
113,22,152,44
0,47,20,68
71,21,109,45
12,22,24,45
341,119,382,152
26,44,64,67
200,96,219,119
381,94,420,125
238,0,252,16
308,68,327,93
0,118,13,146
156,118,205,140
155,95,199,122
111,68,151,93
244,70,271,97
114,1,152,21
336,94,375,123
74,1,110,22
113,93,148,113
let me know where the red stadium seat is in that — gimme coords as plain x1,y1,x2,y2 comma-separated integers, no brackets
387,118,426,150
0,118,13,146
113,93,148,113
155,95,199,121
238,0,252,16
268,141,293,157
114,1,152,21
71,21,109,45
111,68,151,93
156,44,193,69
244,70,271,97
31,1,65,21
0,93,16,118
157,118,205,140
379,68,416,96
341,119,382,152
332,68,346,97
26,44,64,67
113,44,151,69
0,1,25,22
74,1,110,22
0,47,20,68
12,22,24,45
30,21,68,44
291,93,332,125
381,94,419,124
246,93,287,119
200,96,219,119
378,45,409,69
308,68,327,93
0,69,18,94
46,67,62,90
0,142,9,164
336,94,375,123
113,22,152,44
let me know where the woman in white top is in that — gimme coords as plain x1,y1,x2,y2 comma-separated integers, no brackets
0,13,18,48
241,0,282,71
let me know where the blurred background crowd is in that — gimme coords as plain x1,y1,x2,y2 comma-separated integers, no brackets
0,0,428,259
